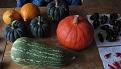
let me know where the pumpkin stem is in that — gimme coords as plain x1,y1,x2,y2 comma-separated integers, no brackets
37,16,41,25
11,20,17,29
73,15,79,24
55,0,59,7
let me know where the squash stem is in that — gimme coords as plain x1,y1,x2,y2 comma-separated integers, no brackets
11,20,17,29
37,16,41,25
73,15,79,24
55,0,59,7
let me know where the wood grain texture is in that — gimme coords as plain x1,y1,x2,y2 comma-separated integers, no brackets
0,16,7,68
0,38,6,68
0,0,121,69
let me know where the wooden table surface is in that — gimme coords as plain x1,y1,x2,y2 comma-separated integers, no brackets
0,0,121,69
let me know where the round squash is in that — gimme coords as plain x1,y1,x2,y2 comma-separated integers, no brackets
21,3,40,21
3,9,22,24
3,20,27,42
47,0,69,23
29,16,49,37
56,15,94,50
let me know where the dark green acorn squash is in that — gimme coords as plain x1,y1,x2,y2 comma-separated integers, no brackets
3,20,27,42
29,16,49,38
47,0,69,23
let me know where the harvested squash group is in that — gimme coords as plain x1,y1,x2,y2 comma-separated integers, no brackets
2,3,48,42
2,1,94,68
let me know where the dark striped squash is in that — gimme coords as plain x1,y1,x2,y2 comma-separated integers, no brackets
29,16,49,38
47,0,69,23
3,20,27,42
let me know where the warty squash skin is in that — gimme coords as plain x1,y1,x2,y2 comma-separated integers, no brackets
56,15,94,50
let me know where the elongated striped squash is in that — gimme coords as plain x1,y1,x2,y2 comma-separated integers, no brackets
11,37,75,67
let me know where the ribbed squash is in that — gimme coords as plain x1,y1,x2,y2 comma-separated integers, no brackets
11,37,75,67
29,16,49,37
47,0,69,23
21,3,40,21
3,20,27,42
56,15,94,50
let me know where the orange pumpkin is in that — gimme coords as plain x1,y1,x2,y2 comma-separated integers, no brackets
56,15,94,50
21,3,40,21
3,9,22,24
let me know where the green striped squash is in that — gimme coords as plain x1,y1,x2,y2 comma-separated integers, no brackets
11,37,75,67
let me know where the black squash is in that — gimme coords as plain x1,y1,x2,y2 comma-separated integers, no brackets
29,16,49,38
3,20,27,42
